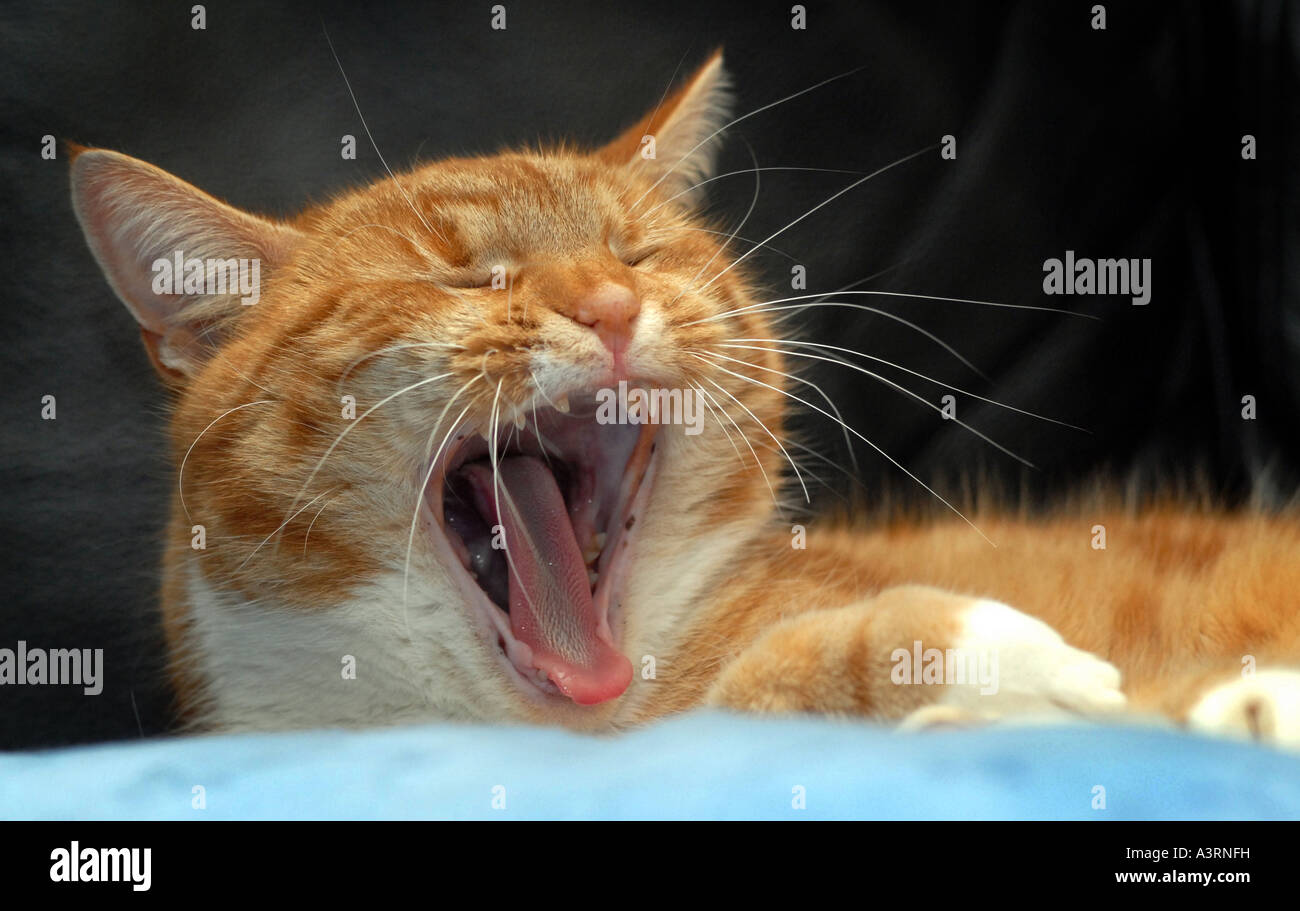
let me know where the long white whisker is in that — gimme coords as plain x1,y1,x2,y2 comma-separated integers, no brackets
710,300,987,378
721,339,1088,432
679,226,799,261
284,371,454,524
625,47,693,185
529,388,558,470
302,490,341,556
690,381,776,504
782,435,865,494
237,488,337,572
323,26,447,244
699,348,859,471
639,166,865,220
323,222,443,266
179,400,274,522
487,382,539,620
689,380,743,463
690,353,996,546
337,341,463,391
696,373,809,504
745,437,842,502
702,348,1035,470
696,145,938,293
402,390,478,628
629,65,867,211
669,141,763,307
686,288,1100,326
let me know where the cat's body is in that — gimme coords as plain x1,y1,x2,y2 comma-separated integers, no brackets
70,52,1300,745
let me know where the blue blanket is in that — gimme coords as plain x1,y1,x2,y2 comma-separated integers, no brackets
3,712,1298,820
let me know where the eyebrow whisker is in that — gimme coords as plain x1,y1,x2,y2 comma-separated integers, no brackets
323,25,449,245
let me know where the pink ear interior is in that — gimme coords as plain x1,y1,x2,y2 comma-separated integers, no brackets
595,49,732,201
69,148,301,375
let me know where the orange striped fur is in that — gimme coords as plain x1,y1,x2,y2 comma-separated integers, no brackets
70,52,1300,746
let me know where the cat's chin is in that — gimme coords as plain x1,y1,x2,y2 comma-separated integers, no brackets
423,392,659,710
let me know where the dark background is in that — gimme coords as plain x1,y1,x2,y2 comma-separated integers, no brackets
1,0,1296,749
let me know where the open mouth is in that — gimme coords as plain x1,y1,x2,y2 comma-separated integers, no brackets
425,392,657,707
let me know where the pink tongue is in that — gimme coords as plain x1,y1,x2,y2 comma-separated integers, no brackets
467,456,632,705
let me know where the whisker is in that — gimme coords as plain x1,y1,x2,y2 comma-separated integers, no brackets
402,382,479,627
763,262,908,324
179,400,275,522
322,222,443,267
624,46,694,187
337,340,464,391
689,375,759,462
487,381,541,621
690,380,779,507
479,348,498,384
528,383,558,471
695,145,938,294
669,140,763,307
302,490,342,556
690,353,996,546
688,379,744,463
638,165,866,221
781,435,865,496
629,64,868,211
283,371,454,526
746,437,845,503
697,347,859,471
702,348,1035,470
721,339,1088,432
689,288,1100,326
708,300,987,378
237,488,337,572
322,26,448,244
679,226,799,262
696,373,810,504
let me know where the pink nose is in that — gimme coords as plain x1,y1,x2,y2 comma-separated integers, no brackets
571,282,640,353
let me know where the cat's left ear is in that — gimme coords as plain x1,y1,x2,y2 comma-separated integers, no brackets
597,49,732,205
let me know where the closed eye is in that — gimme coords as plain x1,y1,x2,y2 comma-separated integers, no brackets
607,233,658,268
623,248,658,268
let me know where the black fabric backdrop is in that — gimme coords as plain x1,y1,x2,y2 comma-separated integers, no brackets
1,0,1296,748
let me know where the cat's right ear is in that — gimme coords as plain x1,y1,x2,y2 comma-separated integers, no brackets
69,146,302,383
597,49,732,205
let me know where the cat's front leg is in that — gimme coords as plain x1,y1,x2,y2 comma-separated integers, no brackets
705,585,1126,723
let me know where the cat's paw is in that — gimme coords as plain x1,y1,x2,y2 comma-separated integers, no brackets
1188,669,1300,750
931,599,1127,720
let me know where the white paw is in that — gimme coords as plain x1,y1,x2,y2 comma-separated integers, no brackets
1188,669,1300,750
927,599,1126,720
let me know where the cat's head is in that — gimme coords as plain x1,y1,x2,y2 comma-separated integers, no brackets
70,51,790,730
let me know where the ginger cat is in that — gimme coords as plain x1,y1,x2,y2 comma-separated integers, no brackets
69,52,1300,746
